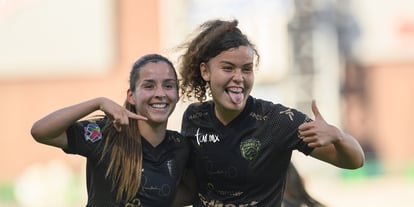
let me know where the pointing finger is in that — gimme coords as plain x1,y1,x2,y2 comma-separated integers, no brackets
127,111,148,121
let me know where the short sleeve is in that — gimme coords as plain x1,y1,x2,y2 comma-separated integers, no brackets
63,118,107,158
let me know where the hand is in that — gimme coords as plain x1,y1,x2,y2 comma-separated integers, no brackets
298,100,340,148
99,98,147,131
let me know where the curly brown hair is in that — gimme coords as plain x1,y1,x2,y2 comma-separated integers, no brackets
177,19,260,102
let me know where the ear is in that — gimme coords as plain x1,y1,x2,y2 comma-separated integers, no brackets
200,62,210,81
127,89,135,105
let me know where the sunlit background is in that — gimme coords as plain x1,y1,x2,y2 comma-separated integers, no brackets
1,0,414,206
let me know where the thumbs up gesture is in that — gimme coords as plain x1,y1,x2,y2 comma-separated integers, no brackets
298,100,341,148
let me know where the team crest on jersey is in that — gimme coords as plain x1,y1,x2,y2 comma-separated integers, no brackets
240,139,261,161
83,123,102,142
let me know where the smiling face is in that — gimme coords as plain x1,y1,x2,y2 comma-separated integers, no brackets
200,46,254,123
127,61,178,125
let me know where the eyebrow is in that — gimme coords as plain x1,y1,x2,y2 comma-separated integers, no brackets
164,79,177,83
219,60,253,67
141,78,177,83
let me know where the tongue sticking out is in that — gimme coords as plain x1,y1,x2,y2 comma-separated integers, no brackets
228,91,244,105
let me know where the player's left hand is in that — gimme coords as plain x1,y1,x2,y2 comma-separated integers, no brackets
298,100,341,148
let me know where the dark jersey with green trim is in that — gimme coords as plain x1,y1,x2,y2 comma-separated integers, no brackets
64,118,190,207
181,96,314,207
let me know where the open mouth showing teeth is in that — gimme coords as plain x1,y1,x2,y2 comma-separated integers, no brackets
151,103,167,109
225,87,243,93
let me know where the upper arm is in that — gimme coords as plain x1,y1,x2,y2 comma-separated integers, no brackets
42,133,69,149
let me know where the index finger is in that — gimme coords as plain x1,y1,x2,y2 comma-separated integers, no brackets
127,111,148,121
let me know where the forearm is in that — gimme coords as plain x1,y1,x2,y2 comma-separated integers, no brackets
172,169,197,207
303,100,365,169
171,184,195,207
31,97,103,142
310,127,365,169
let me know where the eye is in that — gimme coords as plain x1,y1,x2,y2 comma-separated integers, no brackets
242,65,253,73
222,65,234,72
164,80,177,89
242,66,253,73
143,84,154,89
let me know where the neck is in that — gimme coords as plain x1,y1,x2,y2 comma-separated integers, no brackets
214,106,241,126
138,121,167,147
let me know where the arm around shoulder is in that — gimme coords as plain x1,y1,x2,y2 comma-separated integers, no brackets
171,168,197,207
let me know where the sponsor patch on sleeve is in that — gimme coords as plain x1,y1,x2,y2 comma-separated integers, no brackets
83,123,102,142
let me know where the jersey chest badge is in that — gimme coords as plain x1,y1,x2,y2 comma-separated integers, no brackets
240,138,261,161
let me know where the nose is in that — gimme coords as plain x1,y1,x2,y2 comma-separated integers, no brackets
154,85,166,98
232,68,244,82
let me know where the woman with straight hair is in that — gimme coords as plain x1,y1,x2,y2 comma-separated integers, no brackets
31,54,190,206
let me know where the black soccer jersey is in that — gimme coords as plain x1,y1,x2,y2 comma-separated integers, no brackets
64,118,190,207
181,96,314,207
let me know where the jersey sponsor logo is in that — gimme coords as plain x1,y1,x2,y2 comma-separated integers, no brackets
189,111,208,120
83,123,102,142
249,112,268,121
196,128,220,145
199,193,259,207
240,139,261,161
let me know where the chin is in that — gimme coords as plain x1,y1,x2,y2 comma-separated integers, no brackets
226,102,245,111
149,116,169,123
